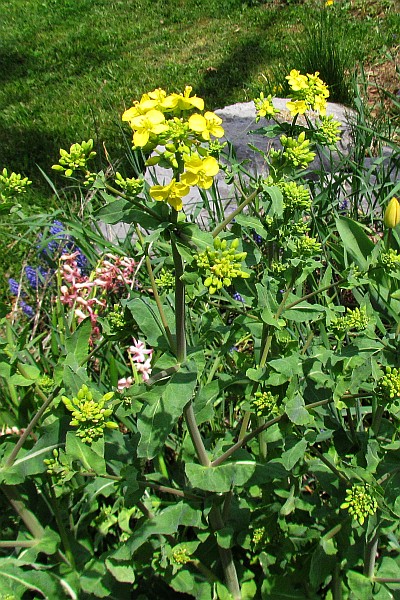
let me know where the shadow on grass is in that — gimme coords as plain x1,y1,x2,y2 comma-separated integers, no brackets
197,36,277,110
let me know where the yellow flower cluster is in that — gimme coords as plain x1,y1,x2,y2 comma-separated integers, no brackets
286,70,330,117
122,87,224,211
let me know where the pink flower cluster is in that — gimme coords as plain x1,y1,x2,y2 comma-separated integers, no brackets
118,338,153,389
0,425,26,437
58,252,138,337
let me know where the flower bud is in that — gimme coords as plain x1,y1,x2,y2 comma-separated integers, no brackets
384,197,400,229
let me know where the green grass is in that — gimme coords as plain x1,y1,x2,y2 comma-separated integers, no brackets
1,0,399,192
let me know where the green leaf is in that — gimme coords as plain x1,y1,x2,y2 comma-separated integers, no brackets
125,297,174,349
0,558,65,598
65,432,107,475
281,438,308,471
96,196,157,229
346,570,373,599
186,461,274,492
309,544,337,589
285,393,314,425
336,217,374,270
283,302,326,322
65,318,92,365
113,502,204,556
105,557,135,584
194,380,219,424
178,222,214,251
137,361,197,459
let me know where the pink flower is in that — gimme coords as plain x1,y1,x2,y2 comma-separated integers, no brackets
118,377,133,390
128,338,153,363
136,358,152,382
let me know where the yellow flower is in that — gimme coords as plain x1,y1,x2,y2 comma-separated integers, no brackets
149,178,190,211
162,86,204,112
181,154,219,189
286,70,309,92
286,99,308,117
122,101,150,123
384,196,400,229
188,111,224,141
325,0,334,5
128,109,169,147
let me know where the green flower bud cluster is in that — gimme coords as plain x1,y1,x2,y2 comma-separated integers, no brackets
270,132,316,170
277,180,311,211
92,505,118,536
270,261,287,274
108,304,126,332
331,306,370,335
252,526,267,547
207,139,227,156
115,172,144,196
171,545,192,565
340,484,378,525
252,390,279,418
317,115,341,145
44,448,71,482
195,238,250,295
381,249,400,273
38,374,54,393
293,236,322,257
375,366,400,406
254,92,280,122
62,384,118,444
0,168,32,202
155,268,175,289
286,220,310,236
52,139,96,179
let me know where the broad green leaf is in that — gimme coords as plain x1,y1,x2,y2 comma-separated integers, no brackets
65,432,107,475
178,222,214,251
112,502,204,556
234,213,268,238
0,418,69,484
137,361,197,459
309,544,337,589
105,557,135,584
194,380,219,424
336,217,374,270
281,438,308,471
0,559,65,598
65,318,92,365
125,297,174,349
346,570,373,599
96,196,158,229
285,393,314,425
283,302,326,322
186,461,274,492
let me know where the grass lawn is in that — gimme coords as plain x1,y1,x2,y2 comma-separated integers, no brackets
0,0,399,195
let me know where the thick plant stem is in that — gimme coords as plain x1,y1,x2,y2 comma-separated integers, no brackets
170,226,240,598
364,528,379,578
209,506,242,600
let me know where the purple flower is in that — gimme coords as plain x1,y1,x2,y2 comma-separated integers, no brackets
252,230,263,245
20,301,35,319
8,278,26,297
339,199,349,212
232,291,244,302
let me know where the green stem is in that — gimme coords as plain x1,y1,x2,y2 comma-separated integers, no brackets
364,527,379,578
48,481,75,569
211,187,261,238
332,563,343,600
309,446,350,484
283,278,346,312
213,398,334,467
105,183,162,221
209,506,242,600
0,540,36,548
136,226,176,352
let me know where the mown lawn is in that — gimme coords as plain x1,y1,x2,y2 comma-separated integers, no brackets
0,0,399,193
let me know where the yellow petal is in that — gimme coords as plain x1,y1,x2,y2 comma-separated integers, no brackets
203,156,219,176
133,129,150,147
384,197,400,228
188,113,207,133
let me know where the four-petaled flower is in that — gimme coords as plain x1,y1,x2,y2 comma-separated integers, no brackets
150,178,190,211
128,109,169,147
188,111,224,141
181,154,219,189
